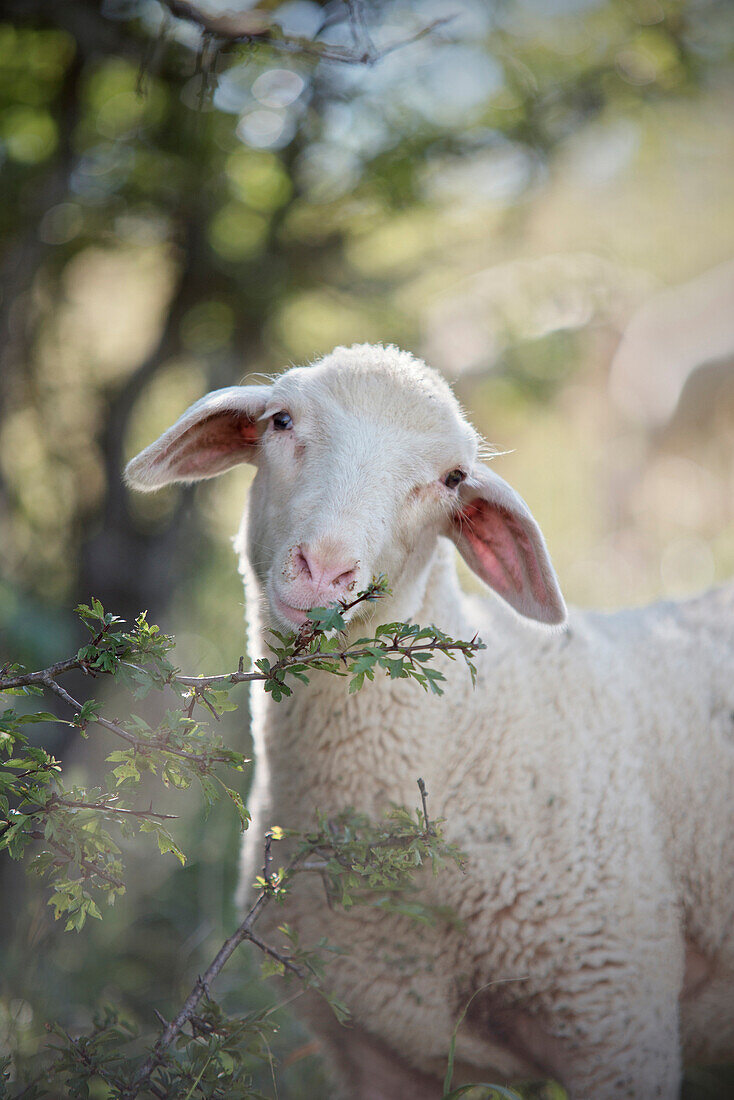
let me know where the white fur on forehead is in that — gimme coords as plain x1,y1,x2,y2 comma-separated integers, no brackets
277,343,477,444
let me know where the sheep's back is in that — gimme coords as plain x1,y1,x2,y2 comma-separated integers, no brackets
566,583,734,959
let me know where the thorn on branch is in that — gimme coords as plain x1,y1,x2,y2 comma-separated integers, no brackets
263,830,274,888
417,777,434,837
46,797,178,822
244,927,306,980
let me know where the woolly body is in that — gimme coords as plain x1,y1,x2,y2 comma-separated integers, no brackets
126,344,734,1099
240,544,734,1100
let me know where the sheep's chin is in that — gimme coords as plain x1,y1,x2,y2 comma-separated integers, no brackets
267,585,310,629
265,577,370,635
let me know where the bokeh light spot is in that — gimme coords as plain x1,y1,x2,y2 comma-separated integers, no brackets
208,203,268,261
251,69,304,109
1,105,57,164
225,150,292,212
180,301,235,354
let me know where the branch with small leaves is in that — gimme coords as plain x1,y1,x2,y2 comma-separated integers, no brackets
1,583,482,932
111,781,463,1099
2,582,484,1095
177,577,484,703
8,782,465,1099
1,603,247,929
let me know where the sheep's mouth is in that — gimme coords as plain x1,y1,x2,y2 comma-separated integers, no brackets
267,575,365,632
270,588,310,628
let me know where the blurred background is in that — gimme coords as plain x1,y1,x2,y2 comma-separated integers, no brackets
1,0,733,1094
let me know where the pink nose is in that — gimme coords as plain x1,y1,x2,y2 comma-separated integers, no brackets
294,544,357,591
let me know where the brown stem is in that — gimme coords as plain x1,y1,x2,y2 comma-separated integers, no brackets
1,639,480,694
39,676,235,767
125,778,437,1094
418,777,433,836
47,798,177,821
127,854,304,1096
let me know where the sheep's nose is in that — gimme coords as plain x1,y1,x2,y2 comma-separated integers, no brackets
294,544,357,591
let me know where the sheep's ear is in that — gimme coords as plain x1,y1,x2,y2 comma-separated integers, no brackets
450,465,567,626
125,385,271,492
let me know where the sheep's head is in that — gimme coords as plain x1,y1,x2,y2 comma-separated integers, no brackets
125,344,566,630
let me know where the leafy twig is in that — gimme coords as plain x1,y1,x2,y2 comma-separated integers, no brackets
126,780,455,1097
41,675,234,766
128,854,302,1095
46,796,177,821
27,830,125,890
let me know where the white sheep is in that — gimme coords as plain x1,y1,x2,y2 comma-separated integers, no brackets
126,343,734,1100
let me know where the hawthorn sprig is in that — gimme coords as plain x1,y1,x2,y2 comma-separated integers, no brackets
1,583,483,930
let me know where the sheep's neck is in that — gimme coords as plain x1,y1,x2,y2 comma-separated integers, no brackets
249,541,472,821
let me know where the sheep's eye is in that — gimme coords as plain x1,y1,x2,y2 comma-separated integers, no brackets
272,411,293,431
444,469,466,490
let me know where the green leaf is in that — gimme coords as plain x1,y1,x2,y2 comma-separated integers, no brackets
112,760,140,786
260,957,285,979
320,989,351,1025
306,605,346,632
139,821,186,865
219,782,250,831
348,672,365,694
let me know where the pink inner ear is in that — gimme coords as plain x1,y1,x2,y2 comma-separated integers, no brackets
165,413,259,477
460,500,549,605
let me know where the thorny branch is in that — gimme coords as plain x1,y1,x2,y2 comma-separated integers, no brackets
175,636,481,689
128,836,309,1095
418,776,434,837
27,830,125,890
0,637,480,695
43,796,177,821
40,674,234,767
127,778,439,1098
1,583,480,929
1,575,482,710
1,582,475,1090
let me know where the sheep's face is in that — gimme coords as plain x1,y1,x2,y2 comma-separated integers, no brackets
125,344,566,629
245,350,479,629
